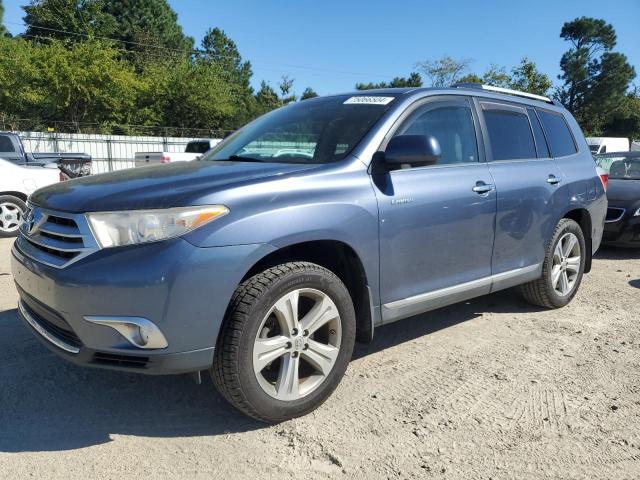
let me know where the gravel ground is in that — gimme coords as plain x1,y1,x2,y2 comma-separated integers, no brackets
0,237,639,479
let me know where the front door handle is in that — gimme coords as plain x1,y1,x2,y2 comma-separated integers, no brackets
547,175,561,185
472,181,495,194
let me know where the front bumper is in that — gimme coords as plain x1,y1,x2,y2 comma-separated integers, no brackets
11,237,274,374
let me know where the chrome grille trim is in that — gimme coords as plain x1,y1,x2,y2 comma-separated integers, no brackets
16,204,99,269
605,207,626,223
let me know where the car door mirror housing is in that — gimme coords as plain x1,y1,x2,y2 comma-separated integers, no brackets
384,135,441,167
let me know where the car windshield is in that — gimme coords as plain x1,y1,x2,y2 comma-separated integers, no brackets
201,95,397,164
595,154,640,180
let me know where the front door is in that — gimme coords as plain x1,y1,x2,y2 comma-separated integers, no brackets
373,97,497,322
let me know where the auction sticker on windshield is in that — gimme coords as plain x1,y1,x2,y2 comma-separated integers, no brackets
344,96,394,105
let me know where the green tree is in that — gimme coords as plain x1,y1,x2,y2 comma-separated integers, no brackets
355,72,422,90
557,16,636,134
137,58,235,134
102,0,193,52
481,64,511,88
198,27,254,128
510,57,552,96
415,56,472,87
300,87,318,100
254,81,281,116
0,37,43,125
31,39,139,129
23,0,116,41
0,0,10,37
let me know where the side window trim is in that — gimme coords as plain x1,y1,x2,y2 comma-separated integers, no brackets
377,95,486,168
475,97,539,162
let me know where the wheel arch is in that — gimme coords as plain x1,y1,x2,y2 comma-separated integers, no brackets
0,191,28,202
241,239,375,343
562,208,593,273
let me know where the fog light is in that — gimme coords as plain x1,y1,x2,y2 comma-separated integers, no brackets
84,316,168,349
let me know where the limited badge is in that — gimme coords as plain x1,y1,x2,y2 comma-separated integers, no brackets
343,96,394,105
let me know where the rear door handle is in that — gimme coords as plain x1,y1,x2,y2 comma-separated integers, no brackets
472,181,495,194
547,175,561,185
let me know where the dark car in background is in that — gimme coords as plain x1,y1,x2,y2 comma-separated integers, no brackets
595,151,640,247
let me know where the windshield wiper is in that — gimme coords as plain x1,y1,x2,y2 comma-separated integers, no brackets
227,155,268,163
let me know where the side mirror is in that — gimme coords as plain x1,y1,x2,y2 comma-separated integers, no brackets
384,135,441,167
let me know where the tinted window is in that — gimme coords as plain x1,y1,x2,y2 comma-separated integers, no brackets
185,141,210,154
396,104,478,165
537,110,577,157
527,108,550,158
484,108,536,160
0,136,15,153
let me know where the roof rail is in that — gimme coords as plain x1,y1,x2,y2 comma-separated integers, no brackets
452,83,553,104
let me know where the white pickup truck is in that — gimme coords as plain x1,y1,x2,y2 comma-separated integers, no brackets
0,158,60,237
134,139,220,167
586,137,630,155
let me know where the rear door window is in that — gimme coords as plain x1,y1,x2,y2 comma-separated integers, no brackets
537,110,578,157
482,103,536,160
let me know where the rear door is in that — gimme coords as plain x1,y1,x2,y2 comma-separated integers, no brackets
375,96,497,321
477,100,566,284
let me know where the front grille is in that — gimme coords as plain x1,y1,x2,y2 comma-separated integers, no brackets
93,352,150,369
19,293,82,349
16,206,98,268
605,207,626,223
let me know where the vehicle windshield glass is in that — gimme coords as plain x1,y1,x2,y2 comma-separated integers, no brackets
595,154,640,180
201,95,396,164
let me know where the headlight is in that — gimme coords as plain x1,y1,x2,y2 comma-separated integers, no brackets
635,208,640,217
86,205,229,248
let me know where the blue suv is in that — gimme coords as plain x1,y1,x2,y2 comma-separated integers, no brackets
11,84,607,422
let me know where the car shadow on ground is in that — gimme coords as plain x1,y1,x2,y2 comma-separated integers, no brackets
594,246,640,260
0,287,541,453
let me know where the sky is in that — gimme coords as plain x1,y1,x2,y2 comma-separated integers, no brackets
3,0,640,96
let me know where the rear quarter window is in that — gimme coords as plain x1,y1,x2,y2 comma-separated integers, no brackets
537,110,578,157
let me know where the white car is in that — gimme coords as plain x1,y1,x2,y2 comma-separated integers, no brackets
0,158,60,237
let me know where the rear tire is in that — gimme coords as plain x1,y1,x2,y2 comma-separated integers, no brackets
212,262,356,423
0,195,27,238
520,218,586,309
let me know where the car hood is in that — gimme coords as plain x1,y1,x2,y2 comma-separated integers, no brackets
30,160,317,213
606,179,640,204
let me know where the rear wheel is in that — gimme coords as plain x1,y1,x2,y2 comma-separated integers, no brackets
0,195,27,238
520,218,586,308
212,262,356,422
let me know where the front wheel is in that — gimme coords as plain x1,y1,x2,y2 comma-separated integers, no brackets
212,262,356,422
0,195,27,238
520,218,586,308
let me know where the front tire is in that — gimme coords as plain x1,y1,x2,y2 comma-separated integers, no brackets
520,218,586,309
0,195,27,238
212,262,356,423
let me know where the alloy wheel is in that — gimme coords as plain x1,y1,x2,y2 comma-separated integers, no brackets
253,288,342,401
551,232,581,297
